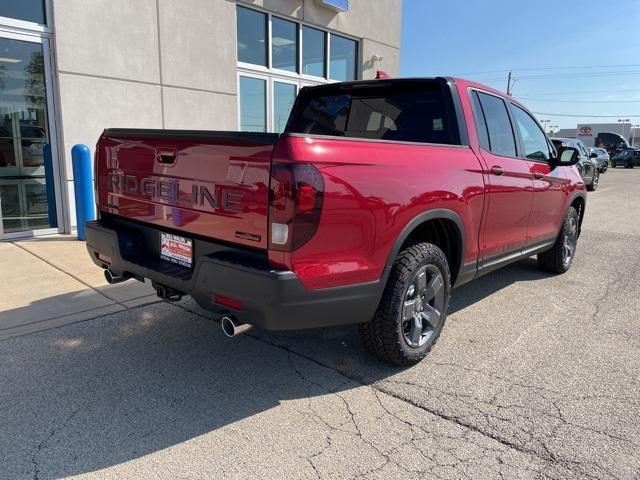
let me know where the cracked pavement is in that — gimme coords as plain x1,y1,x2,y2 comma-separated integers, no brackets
1,169,639,479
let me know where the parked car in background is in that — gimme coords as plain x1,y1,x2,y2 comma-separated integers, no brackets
552,138,600,191
611,148,640,168
589,147,609,172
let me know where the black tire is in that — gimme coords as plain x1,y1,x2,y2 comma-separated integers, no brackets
587,171,599,191
625,160,631,169
537,206,579,274
359,242,450,366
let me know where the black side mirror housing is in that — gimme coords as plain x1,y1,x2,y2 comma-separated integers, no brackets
551,146,580,168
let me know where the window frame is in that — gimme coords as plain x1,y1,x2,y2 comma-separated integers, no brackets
238,72,269,133
0,0,50,34
236,5,360,82
508,101,553,164
272,78,299,134
328,32,358,82
270,15,299,75
236,4,361,132
469,88,520,159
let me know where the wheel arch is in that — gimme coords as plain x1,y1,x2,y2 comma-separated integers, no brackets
384,209,466,287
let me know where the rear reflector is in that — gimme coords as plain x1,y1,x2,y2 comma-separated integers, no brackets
97,253,112,264
214,294,244,311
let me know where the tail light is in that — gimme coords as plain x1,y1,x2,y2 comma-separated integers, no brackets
268,162,324,251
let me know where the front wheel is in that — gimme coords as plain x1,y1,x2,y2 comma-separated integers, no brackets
359,243,450,366
537,206,579,274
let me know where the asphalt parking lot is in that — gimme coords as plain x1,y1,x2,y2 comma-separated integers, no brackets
1,168,639,480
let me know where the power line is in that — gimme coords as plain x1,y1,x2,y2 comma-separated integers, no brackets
456,64,640,76
514,88,640,96
532,112,640,118
473,71,640,83
517,97,640,103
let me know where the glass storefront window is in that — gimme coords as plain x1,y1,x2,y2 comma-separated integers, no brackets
0,0,46,25
236,6,267,67
273,82,297,133
302,27,326,78
272,17,297,73
0,37,54,234
239,76,267,132
236,6,361,133
330,34,357,81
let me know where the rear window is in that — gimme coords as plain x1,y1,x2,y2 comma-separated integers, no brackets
285,80,461,145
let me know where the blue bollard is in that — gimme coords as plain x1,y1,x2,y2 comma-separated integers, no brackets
43,144,58,228
71,144,95,240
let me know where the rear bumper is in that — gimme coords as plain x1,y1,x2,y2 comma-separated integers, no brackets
85,218,383,331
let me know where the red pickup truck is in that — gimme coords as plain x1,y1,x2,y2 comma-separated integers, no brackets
86,77,585,365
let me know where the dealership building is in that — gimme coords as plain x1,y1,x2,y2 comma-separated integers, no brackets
0,0,402,239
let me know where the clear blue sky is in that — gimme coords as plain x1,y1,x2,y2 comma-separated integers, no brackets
400,0,640,130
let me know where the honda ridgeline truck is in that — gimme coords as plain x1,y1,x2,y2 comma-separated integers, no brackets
86,78,586,366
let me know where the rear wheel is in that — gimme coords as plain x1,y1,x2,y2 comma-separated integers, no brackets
359,243,450,366
538,206,579,274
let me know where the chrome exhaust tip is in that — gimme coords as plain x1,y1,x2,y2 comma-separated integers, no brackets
221,315,252,338
104,268,125,284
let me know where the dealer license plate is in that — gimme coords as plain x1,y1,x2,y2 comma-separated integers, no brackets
160,232,193,268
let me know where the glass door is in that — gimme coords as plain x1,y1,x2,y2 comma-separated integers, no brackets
0,31,58,237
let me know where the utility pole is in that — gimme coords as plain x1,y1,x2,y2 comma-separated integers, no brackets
540,119,550,132
506,71,512,96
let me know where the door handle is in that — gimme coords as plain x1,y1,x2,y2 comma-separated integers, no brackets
533,171,543,180
490,165,505,176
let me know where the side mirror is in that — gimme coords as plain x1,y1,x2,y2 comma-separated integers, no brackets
551,146,580,167
589,152,598,158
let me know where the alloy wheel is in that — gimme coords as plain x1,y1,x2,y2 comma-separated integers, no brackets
562,216,578,267
401,265,445,348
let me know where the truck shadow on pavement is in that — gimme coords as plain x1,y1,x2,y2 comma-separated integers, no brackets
0,256,548,478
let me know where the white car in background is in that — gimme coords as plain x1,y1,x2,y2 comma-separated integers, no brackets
589,147,609,173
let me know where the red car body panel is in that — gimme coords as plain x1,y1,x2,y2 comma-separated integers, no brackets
268,135,486,289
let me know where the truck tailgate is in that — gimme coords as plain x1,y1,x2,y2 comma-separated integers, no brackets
96,129,278,249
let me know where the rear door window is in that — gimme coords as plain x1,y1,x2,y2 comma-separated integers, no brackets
470,90,490,151
476,92,517,157
286,80,461,145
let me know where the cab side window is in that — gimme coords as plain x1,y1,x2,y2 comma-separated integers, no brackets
511,104,551,162
476,92,517,157
470,91,490,151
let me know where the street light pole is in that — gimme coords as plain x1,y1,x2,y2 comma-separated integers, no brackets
618,118,630,137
